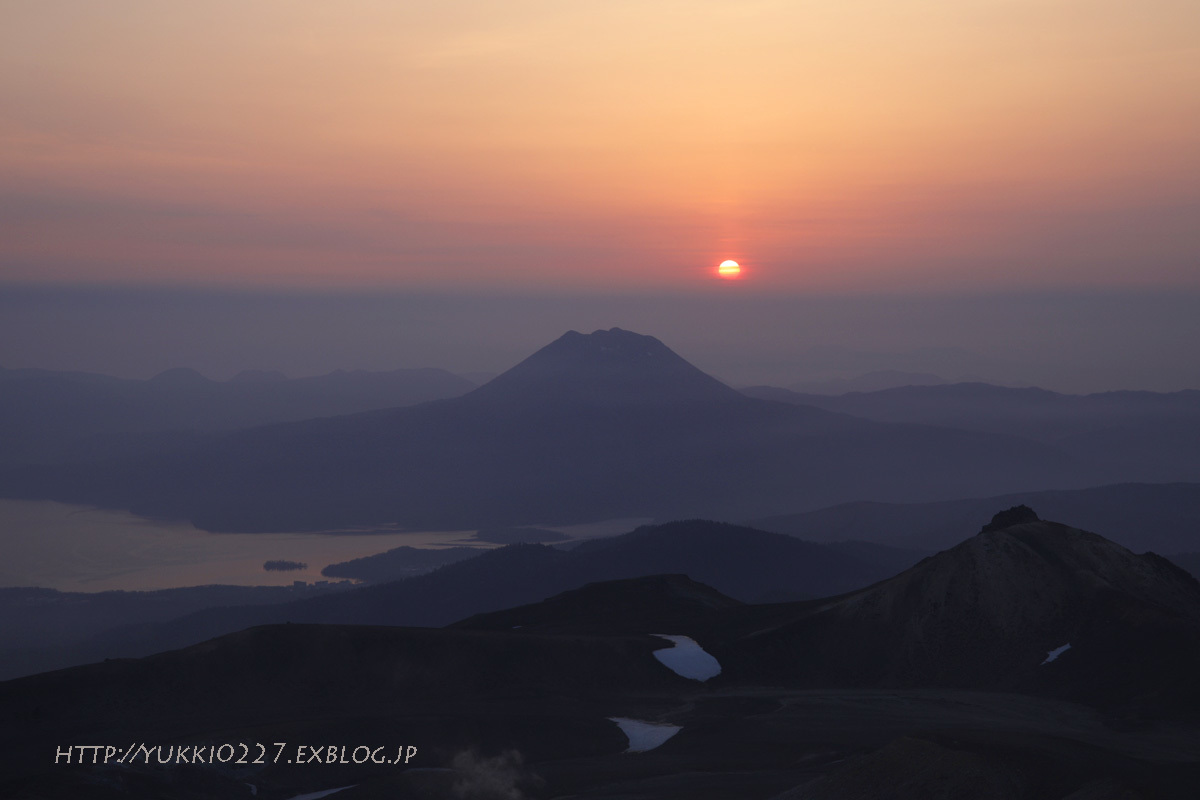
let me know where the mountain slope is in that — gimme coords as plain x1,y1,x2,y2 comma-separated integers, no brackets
716,512,1200,716
453,573,744,635
463,326,746,407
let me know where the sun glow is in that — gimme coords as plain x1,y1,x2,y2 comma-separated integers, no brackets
717,260,741,278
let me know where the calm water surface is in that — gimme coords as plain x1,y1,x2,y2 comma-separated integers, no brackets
0,499,645,592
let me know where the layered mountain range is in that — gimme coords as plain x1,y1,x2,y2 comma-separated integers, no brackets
0,328,1125,531
0,520,915,679
0,363,475,466
744,381,1200,484
752,481,1200,553
5,511,1200,798
6,327,1200,796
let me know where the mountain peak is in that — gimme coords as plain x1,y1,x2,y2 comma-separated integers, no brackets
980,504,1040,533
726,518,1200,697
847,521,1200,635
547,327,683,361
465,328,744,406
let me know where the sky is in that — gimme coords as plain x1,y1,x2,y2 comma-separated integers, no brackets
2,1,1199,388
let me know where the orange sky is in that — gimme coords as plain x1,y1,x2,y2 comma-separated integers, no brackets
2,0,1198,291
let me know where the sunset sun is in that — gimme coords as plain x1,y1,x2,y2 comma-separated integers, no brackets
717,260,741,279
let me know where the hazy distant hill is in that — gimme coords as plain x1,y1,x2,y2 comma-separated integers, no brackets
0,363,475,466
743,381,1200,440
320,545,481,582
751,482,1200,554
0,328,1086,531
782,369,949,395
559,520,904,602
743,381,1200,484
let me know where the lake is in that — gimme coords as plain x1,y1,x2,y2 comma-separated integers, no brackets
0,499,644,592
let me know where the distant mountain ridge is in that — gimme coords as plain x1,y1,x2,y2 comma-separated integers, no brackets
781,369,949,395
742,381,1200,485
752,481,1200,554
0,328,1089,531
0,363,476,466
743,380,1200,439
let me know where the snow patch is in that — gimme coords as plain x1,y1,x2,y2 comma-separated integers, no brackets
651,634,721,681
1041,643,1071,665
608,718,681,752
284,786,356,800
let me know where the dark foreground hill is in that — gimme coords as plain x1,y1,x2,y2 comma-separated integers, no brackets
448,512,1200,719
0,328,1086,531
0,623,690,799
5,514,1200,798
713,514,1200,719
448,510,1200,720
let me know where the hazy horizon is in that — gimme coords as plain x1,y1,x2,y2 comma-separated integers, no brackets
3,282,1199,394
6,3,1199,395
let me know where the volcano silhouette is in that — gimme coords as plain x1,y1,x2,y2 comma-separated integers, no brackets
3,329,1081,531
